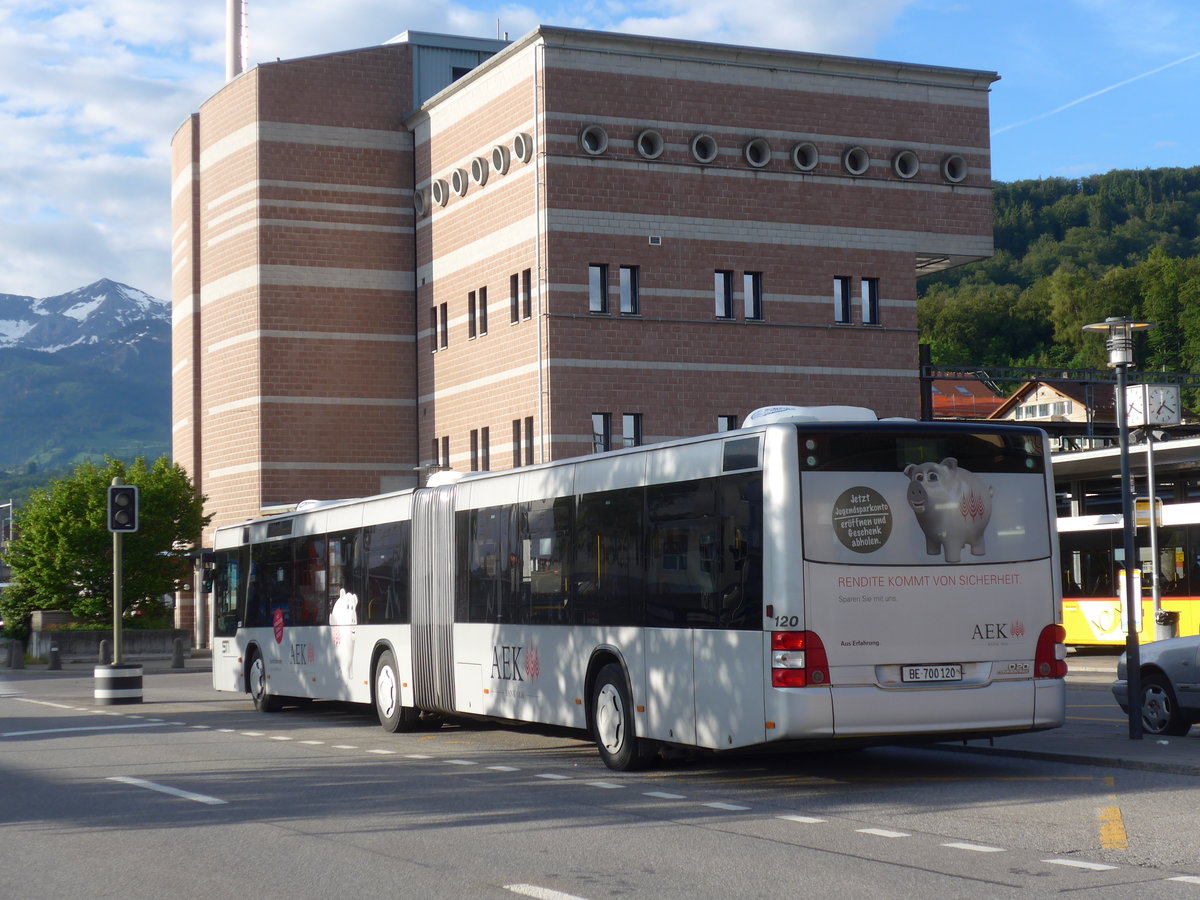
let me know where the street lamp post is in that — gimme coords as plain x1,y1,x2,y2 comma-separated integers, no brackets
1082,316,1155,740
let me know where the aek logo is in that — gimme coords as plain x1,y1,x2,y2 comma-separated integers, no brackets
971,621,1023,640
972,623,1008,640
491,644,540,681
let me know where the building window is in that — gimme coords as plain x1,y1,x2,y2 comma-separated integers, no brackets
468,291,477,339
430,306,438,352
715,270,734,319
439,303,449,348
620,265,639,315
470,429,479,471
592,413,612,453
432,437,439,466
479,286,488,335
861,277,879,326
522,269,532,320
621,413,642,448
589,264,608,313
510,274,520,324
717,414,738,432
441,435,449,468
743,272,762,321
481,426,490,471
512,419,522,466
834,276,852,325
524,416,534,466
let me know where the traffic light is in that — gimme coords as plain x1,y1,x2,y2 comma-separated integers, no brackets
108,485,139,533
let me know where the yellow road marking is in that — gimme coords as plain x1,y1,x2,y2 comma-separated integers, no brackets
1098,805,1128,849
1099,777,1128,850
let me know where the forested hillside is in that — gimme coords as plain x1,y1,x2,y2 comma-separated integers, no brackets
918,166,1200,371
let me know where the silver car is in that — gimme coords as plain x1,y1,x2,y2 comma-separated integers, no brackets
1112,636,1200,736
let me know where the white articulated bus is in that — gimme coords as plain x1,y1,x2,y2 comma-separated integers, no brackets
211,407,1066,769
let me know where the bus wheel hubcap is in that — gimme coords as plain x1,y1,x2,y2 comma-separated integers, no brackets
596,684,624,752
377,666,397,719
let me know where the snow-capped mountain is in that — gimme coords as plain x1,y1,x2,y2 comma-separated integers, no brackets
0,279,170,472
0,279,168,352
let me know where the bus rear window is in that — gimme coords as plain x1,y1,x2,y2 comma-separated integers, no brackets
798,428,1044,475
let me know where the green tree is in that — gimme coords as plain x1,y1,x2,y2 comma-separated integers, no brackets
0,457,210,640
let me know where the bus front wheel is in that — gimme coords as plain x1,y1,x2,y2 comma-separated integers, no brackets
592,664,652,771
375,649,419,733
247,650,281,713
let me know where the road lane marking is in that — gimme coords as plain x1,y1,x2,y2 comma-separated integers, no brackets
586,781,623,789
779,815,826,824
368,749,396,755
644,791,684,800
2,722,168,738
13,697,75,710
536,773,570,780
943,842,1005,853
108,776,226,805
857,828,910,838
704,802,750,811
1098,805,1129,850
1043,859,1117,871
505,885,592,900
1170,876,1200,884
488,765,519,771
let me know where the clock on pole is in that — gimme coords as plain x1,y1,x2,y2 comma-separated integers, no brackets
1127,383,1180,428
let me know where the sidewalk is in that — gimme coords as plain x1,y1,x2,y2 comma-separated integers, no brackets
947,651,1200,776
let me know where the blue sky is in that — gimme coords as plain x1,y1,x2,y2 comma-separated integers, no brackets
1,0,1196,300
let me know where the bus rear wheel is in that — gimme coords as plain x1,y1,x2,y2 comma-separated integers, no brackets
247,650,281,712
375,649,419,733
592,664,653,771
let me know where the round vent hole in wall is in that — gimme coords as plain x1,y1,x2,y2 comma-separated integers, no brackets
451,168,469,196
492,144,511,174
413,190,428,217
636,129,664,160
942,154,968,183
513,133,533,163
579,124,609,156
431,179,449,207
842,146,870,176
791,141,819,171
744,137,772,168
470,157,489,186
892,149,920,179
690,133,718,164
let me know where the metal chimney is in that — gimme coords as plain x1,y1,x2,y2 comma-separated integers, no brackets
226,0,246,81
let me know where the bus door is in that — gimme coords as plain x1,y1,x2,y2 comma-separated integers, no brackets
645,474,765,750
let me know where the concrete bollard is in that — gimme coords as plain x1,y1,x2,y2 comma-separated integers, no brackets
98,639,111,665
10,640,25,669
47,645,62,671
171,636,185,669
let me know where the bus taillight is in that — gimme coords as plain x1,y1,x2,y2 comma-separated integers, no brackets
1034,623,1067,679
771,631,829,687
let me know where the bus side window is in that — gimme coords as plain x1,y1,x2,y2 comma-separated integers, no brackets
573,488,643,627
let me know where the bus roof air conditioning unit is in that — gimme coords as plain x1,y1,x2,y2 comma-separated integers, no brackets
742,405,878,427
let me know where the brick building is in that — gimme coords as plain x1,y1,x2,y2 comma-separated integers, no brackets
171,25,998,635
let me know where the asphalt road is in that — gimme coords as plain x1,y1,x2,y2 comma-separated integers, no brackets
3,655,1200,899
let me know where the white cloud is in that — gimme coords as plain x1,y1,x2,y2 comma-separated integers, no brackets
0,0,916,299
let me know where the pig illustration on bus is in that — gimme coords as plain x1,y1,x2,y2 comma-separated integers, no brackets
903,458,993,564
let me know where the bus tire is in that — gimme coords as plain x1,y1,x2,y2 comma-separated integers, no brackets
247,649,281,713
1139,672,1190,736
375,649,419,733
592,663,652,771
